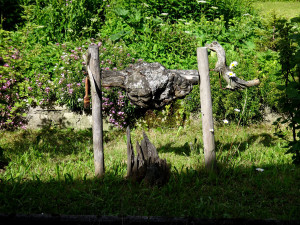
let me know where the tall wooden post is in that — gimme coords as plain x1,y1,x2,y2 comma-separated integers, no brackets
87,45,105,177
197,47,216,171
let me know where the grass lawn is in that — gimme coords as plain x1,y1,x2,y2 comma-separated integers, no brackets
0,118,299,220
252,1,300,20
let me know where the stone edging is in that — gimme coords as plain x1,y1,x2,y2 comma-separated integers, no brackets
0,214,299,225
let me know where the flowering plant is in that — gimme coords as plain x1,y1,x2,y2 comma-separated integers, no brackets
0,31,31,130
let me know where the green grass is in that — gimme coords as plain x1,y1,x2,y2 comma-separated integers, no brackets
0,118,299,219
253,1,300,19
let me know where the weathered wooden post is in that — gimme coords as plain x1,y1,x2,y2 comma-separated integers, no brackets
197,47,216,171
85,45,105,177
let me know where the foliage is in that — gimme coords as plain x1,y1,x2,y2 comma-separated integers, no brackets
0,0,298,130
20,0,107,43
0,30,32,130
272,17,300,164
0,0,24,30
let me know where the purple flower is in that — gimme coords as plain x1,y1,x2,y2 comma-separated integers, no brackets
68,88,73,94
127,53,130,57
67,83,72,88
45,87,51,94
76,83,81,87
98,42,102,47
28,86,33,91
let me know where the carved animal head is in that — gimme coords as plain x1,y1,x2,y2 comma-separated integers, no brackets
205,41,222,52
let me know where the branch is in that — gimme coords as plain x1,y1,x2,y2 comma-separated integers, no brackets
205,41,260,90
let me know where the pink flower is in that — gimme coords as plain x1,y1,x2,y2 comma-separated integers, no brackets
3,63,9,67
68,88,73,94
45,87,51,94
28,86,33,91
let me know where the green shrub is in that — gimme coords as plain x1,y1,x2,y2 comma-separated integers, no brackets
0,30,32,129
20,0,107,43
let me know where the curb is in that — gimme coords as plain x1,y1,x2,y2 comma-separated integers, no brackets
0,214,299,225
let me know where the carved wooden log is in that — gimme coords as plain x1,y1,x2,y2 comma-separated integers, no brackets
84,42,260,109
126,127,170,186
205,41,260,90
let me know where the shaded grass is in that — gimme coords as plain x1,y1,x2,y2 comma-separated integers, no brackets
252,1,300,20
0,120,299,219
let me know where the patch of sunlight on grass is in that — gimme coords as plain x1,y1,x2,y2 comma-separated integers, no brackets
253,2,300,20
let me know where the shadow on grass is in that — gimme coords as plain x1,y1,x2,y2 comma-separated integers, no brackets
0,163,299,220
158,142,192,156
0,126,125,159
216,133,277,153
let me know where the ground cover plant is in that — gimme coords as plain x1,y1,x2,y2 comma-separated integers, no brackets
0,0,300,220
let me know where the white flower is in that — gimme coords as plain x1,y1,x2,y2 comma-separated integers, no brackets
161,13,168,16
223,119,229,124
229,61,238,69
90,18,97,22
197,0,207,3
256,168,264,172
78,98,83,102
234,109,240,112
184,31,192,34
227,71,236,77
211,6,218,9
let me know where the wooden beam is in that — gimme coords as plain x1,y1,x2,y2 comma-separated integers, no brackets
87,45,105,177
197,47,216,171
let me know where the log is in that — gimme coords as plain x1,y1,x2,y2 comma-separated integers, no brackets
96,42,259,108
126,127,170,186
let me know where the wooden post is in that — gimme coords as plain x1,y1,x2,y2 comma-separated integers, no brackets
197,47,216,171
87,45,105,177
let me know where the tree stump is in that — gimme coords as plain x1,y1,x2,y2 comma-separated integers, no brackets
126,127,170,186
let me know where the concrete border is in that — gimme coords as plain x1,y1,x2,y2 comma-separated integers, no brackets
0,214,299,225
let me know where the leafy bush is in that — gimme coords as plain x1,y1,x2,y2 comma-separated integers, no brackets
1,0,296,130
271,17,300,164
0,30,31,129
20,0,107,43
